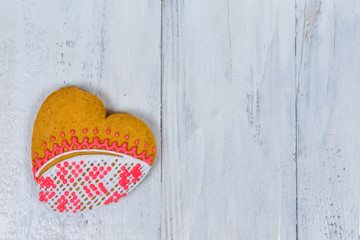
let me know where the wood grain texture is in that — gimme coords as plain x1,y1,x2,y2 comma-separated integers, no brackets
1,0,360,239
161,0,296,239
0,0,161,239
296,0,360,239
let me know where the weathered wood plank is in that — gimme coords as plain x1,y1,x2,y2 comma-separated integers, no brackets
161,0,296,239
296,0,360,239
0,1,161,239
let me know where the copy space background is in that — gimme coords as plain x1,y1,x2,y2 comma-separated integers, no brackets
0,0,359,239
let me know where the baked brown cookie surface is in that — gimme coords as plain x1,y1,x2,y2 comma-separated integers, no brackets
32,87,156,212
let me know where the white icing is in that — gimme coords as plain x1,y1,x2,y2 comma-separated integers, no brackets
38,153,151,212
35,149,150,178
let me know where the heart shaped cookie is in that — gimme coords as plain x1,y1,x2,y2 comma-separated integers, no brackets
32,87,156,212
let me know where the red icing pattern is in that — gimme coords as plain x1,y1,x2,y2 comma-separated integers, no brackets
33,135,154,178
38,159,142,212
57,195,68,212
98,182,108,193
104,192,126,205
37,176,56,189
119,166,130,190
39,191,52,202
130,164,142,183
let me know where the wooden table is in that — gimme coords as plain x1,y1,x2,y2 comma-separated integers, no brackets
0,0,359,239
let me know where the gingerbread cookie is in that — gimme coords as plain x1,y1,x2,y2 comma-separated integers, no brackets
31,87,156,212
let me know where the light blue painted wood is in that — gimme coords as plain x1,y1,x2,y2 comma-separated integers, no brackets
161,0,296,239
1,0,360,239
296,0,360,239
0,1,161,239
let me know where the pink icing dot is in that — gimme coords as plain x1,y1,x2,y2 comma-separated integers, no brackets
103,171,107,175
113,199,118,203
56,172,61,176
135,139,139,145
34,153,38,158
99,175,104,179
107,166,111,171
69,206,73,209
152,147,156,153
80,160,84,165
99,166,104,171
61,131,65,138
125,134,129,140
65,191,69,196
60,175,64,180
51,136,56,141
106,127,111,135
72,162,76,166
115,132,119,137
64,161,69,167
75,165,80,169
70,178,74,183
63,179,68,184
93,128,98,134
78,169,83,173
52,184,56,188
93,166,97,171
71,170,76,175
74,173,78,178
89,171,93,176
42,142,47,147
95,191,100,195
56,164,61,168
63,170,68,175
83,128,88,133
85,176,89,181
60,167,65,172
145,142,148,148
70,130,75,134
